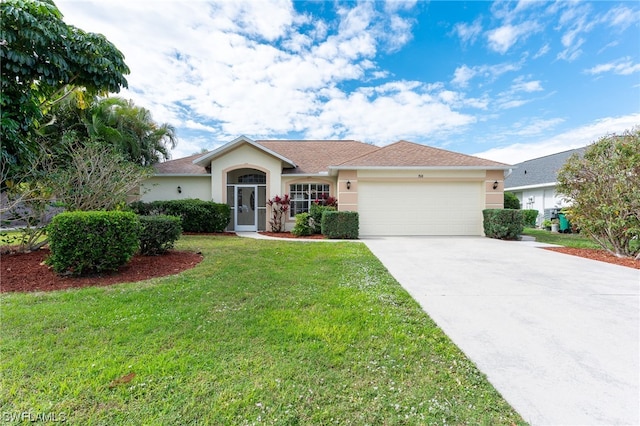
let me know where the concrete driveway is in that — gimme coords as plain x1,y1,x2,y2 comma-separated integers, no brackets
363,236,639,426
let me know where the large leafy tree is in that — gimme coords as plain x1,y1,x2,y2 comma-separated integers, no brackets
557,128,640,259
1,0,129,176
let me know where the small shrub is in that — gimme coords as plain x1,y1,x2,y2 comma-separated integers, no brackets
47,211,140,276
321,211,359,239
522,209,539,228
291,213,313,237
504,192,520,209
309,203,337,233
139,215,182,255
483,209,523,240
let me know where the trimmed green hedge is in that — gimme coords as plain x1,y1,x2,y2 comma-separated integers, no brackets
309,203,337,234
47,211,140,276
483,209,523,240
321,211,359,239
139,215,182,255
130,199,230,233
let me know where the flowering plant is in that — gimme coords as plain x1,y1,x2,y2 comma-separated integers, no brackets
266,194,290,232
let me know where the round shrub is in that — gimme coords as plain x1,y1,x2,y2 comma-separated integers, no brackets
504,192,521,209
47,211,140,276
292,213,312,236
139,215,182,255
482,209,524,240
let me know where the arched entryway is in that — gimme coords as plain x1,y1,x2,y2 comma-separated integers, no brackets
226,168,267,231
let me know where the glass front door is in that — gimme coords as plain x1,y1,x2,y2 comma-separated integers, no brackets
235,185,257,231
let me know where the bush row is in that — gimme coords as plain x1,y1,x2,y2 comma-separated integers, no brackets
47,211,182,276
129,199,230,233
292,210,359,239
322,211,359,239
483,209,524,240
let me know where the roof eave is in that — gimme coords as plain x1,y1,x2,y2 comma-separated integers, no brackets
504,182,557,191
152,173,212,177
329,165,512,172
281,172,331,178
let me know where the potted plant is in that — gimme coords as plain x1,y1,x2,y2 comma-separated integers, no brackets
542,219,552,231
551,218,560,233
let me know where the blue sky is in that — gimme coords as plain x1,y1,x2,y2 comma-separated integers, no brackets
56,0,639,164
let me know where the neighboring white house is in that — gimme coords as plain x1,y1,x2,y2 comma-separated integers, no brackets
141,136,511,236
504,147,586,225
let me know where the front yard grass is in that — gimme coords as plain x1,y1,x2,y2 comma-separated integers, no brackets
522,227,601,249
1,235,525,424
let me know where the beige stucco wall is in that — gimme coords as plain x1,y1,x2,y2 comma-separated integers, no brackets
209,144,282,203
337,170,358,211
140,176,212,202
485,169,504,209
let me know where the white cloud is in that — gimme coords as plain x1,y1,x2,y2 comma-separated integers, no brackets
451,62,522,87
511,77,543,93
533,43,550,59
601,5,640,31
486,22,540,54
453,18,483,46
585,57,640,76
58,0,431,146
510,117,565,137
474,113,640,164
308,82,476,143
555,2,596,62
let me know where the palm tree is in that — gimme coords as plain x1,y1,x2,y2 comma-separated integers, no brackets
39,94,177,166
85,97,177,166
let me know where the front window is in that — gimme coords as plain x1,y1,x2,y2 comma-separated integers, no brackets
289,183,330,217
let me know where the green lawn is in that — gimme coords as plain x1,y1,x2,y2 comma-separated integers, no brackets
521,227,602,249
1,236,525,425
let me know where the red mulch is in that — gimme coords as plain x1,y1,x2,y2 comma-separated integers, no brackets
1,249,203,293
543,247,640,270
3,234,637,294
259,232,327,240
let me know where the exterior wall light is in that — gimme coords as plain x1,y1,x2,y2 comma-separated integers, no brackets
177,186,182,193
346,180,351,190
492,180,499,190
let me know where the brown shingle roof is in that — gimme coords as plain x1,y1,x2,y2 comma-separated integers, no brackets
153,139,510,175
335,140,510,168
256,140,378,174
154,152,210,174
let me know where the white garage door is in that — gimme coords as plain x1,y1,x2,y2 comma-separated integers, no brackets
358,181,483,236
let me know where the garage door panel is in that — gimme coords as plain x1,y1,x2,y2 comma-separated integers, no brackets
358,181,483,236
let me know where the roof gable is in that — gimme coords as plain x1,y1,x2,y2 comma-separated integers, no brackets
505,147,587,189
193,135,296,168
334,140,510,169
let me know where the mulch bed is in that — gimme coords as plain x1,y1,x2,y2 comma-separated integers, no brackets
2,235,637,294
1,249,203,293
259,232,326,240
543,247,639,270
